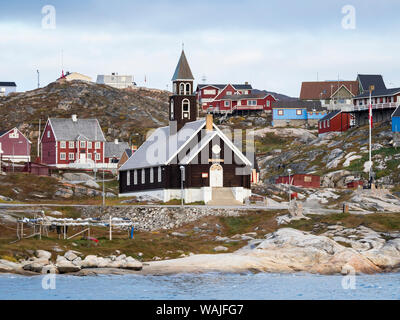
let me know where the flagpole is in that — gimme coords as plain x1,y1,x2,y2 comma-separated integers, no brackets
369,88,372,183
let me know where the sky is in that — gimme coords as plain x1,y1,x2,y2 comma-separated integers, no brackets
1,0,400,97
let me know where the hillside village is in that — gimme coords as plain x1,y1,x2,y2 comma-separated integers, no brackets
1,51,400,276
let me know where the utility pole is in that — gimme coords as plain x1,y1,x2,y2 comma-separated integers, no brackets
37,70,40,88
287,168,292,204
369,86,374,185
180,166,185,207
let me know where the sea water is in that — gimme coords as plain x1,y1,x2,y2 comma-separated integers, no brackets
0,272,398,300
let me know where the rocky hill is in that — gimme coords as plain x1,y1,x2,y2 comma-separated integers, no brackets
0,80,170,148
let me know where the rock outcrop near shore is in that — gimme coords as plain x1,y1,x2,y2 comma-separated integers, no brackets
142,228,399,275
1,228,399,276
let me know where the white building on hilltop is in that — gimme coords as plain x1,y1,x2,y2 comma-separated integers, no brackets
96,73,135,89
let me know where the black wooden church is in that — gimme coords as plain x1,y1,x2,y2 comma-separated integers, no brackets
119,51,253,204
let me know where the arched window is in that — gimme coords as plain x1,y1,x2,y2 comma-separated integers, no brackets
179,83,185,95
182,99,190,119
170,100,174,120
185,83,191,95
173,83,177,94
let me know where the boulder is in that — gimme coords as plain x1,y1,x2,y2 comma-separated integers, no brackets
41,264,59,274
64,250,78,261
63,173,94,182
23,262,45,273
116,254,127,261
122,257,143,270
0,259,21,272
214,246,229,252
35,250,52,260
56,260,81,274
84,180,100,189
81,255,99,268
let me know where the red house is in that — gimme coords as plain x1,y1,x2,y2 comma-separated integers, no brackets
318,111,354,135
0,128,31,163
196,83,276,114
276,174,320,188
40,115,106,168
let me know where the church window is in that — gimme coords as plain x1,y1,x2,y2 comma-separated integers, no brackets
179,83,185,95
182,99,190,119
185,83,191,95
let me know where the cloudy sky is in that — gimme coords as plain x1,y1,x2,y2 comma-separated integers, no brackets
1,0,399,96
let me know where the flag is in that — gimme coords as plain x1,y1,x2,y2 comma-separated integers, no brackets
369,101,373,128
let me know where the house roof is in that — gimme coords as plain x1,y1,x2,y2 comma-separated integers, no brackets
48,118,106,142
119,119,252,171
357,74,386,92
392,106,400,118
220,92,271,101
197,84,253,90
272,99,325,111
105,141,130,158
0,82,16,87
320,110,341,122
300,81,359,100
354,87,400,99
0,130,9,137
172,50,194,81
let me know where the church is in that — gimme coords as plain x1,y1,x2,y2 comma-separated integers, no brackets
118,51,253,204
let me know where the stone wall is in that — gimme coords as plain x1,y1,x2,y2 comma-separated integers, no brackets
80,206,257,231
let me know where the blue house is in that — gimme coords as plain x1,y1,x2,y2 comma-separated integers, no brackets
392,107,400,132
272,100,327,127
0,82,17,96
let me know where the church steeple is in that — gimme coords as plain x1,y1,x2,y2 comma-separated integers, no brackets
169,50,197,132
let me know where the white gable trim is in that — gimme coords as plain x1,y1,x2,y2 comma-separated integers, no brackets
165,121,206,165
330,84,355,98
0,127,32,143
212,123,252,166
40,118,57,142
179,131,218,165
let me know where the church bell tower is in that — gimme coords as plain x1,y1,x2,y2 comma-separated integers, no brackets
169,50,197,132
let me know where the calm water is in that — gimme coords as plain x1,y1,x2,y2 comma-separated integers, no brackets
0,273,399,300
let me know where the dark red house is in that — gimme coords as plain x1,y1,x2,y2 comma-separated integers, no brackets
40,115,106,168
276,174,320,188
0,128,31,163
318,111,353,135
197,83,276,114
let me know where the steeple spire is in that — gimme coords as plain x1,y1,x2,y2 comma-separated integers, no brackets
172,50,194,81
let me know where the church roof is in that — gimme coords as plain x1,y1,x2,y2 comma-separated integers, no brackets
172,50,194,81
119,118,252,171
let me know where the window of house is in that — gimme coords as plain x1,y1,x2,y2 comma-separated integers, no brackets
69,141,75,148
224,101,230,107
266,101,270,107
141,169,145,184
60,153,66,160
226,91,232,95
327,120,330,127
278,110,284,116
47,131,50,138
304,176,312,182
80,141,86,148
69,153,75,160
244,90,249,94
204,89,216,95
185,83,191,95
127,171,131,186
179,83,185,95
173,83,177,94
158,167,162,182
9,129,19,139
134,170,138,185
95,142,101,149
182,100,190,119
60,141,66,149
95,153,101,161
296,109,302,115
150,168,154,183
88,153,92,160
87,142,92,149
170,100,174,119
